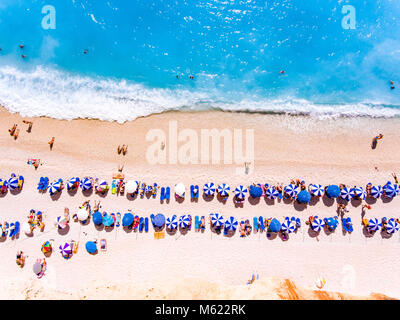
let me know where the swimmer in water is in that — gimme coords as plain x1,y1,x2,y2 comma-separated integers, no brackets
83,49,88,54
189,75,194,79
390,80,395,90
19,44,24,49
21,54,26,59
280,70,285,74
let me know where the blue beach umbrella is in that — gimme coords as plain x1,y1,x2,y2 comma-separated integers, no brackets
352,187,366,200
281,220,295,233
370,185,383,199
66,177,79,190
340,187,353,201
384,183,399,198
311,218,324,232
179,215,190,228
80,177,92,191
122,213,134,227
234,185,247,200
310,184,324,197
211,213,224,227
284,184,298,198
152,213,165,228
325,217,338,230
297,190,311,203
368,218,381,232
166,215,178,229
265,187,279,199
203,183,216,196
217,183,230,196
386,219,400,234
326,185,340,198
103,214,114,227
269,219,281,233
224,217,238,231
48,181,61,195
6,177,19,190
249,185,263,198
85,241,97,254
92,211,103,225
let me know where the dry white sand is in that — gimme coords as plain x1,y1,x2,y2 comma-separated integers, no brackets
0,109,399,299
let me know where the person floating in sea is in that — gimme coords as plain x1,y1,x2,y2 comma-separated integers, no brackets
280,70,285,74
21,54,26,59
176,75,179,79
189,75,194,80
19,44,24,49
83,49,88,54
371,133,383,149
390,80,395,90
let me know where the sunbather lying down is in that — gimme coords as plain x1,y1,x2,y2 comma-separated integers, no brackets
16,251,25,268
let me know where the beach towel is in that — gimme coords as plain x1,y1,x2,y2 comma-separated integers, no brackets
160,187,165,201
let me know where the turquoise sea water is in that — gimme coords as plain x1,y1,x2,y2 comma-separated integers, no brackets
0,0,400,122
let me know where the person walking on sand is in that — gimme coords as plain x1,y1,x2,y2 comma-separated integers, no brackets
8,124,17,136
48,137,55,149
371,133,383,149
392,173,399,184
23,120,33,132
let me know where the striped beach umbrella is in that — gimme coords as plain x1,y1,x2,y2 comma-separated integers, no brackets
224,216,238,231
80,177,93,191
48,181,61,194
166,215,178,229
41,241,52,254
6,177,18,190
55,216,68,229
352,187,366,200
59,242,72,257
386,219,400,234
203,183,216,196
384,183,399,198
281,220,296,233
311,218,324,232
340,187,353,201
179,215,190,228
370,185,383,199
310,184,324,197
265,187,279,199
368,218,381,232
217,183,230,197
97,179,108,191
284,184,298,197
66,177,79,190
211,213,224,227
234,185,247,200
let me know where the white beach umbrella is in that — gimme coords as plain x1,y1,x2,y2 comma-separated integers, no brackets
311,218,324,232
48,181,61,195
234,185,247,200
211,213,224,227
80,177,93,191
351,187,366,200
281,220,296,233
265,187,279,199
174,183,185,197
179,215,191,228
203,183,216,196
77,208,89,221
384,183,399,198
125,180,138,194
370,185,383,199
59,242,72,257
367,218,381,232
66,177,79,190
386,219,400,234
166,215,178,229
340,187,352,201
217,183,230,197
310,184,324,197
284,184,298,197
224,217,238,231
55,216,68,229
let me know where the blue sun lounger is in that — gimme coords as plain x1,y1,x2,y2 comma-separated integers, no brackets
144,217,149,232
191,185,199,199
139,217,144,232
195,216,200,230
160,187,165,201
259,216,265,231
12,221,19,238
165,187,170,200
253,217,259,231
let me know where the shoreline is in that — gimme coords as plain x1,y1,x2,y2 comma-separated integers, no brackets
0,107,400,299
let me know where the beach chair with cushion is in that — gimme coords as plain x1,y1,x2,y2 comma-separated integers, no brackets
160,187,165,201
139,217,144,232
165,187,170,200
144,217,149,232
259,216,265,231
253,217,259,231
195,216,200,231
12,221,19,238
190,185,195,199
193,185,199,199
8,223,14,238
152,183,158,198
37,177,44,191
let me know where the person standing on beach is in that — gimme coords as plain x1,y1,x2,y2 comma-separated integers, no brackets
371,133,383,149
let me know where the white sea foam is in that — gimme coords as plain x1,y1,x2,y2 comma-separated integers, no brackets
0,66,399,123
